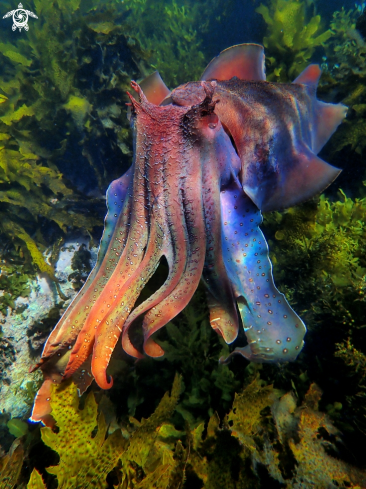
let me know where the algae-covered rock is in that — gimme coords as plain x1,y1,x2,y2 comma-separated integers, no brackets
0,236,97,420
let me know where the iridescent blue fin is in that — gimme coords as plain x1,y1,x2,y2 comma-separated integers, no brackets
220,179,306,362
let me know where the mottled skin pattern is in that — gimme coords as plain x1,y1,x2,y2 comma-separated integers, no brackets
30,44,346,425
170,78,343,212
30,82,242,422
220,183,304,361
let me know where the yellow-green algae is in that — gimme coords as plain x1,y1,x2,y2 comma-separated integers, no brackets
27,469,47,489
38,375,182,488
0,0,146,305
2,375,366,487
256,0,332,80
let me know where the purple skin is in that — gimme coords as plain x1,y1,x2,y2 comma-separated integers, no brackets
220,179,305,362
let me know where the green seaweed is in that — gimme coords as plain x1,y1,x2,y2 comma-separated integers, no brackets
119,0,230,87
263,191,366,319
0,0,147,298
256,0,332,81
114,285,241,428
317,6,366,172
262,190,366,450
0,262,31,315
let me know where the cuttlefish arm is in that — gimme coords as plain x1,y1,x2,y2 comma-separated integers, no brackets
30,168,133,371
220,178,306,362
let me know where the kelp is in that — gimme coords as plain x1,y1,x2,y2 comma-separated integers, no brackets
266,384,366,488
256,0,332,81
40,380,126,488
27,469,47,489
0,439,24,489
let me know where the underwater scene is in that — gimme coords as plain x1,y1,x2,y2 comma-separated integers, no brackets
0,0,366,487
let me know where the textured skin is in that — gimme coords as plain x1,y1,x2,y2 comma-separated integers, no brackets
170,79,345,212
30,44,346,425
220,178,305,362
31,81,243,414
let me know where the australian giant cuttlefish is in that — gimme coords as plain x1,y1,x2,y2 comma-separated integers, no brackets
30,43,347,425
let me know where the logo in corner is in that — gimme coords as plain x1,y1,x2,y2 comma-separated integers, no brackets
3,3,38,32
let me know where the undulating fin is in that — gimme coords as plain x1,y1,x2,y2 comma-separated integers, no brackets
313,100,348,154
201,43,266,81
293,64,321,87
139,71,171,105
220,179,306,363
244,144,341,212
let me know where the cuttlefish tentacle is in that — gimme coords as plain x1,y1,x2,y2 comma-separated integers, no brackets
121,83,197,359
64,82,201,386
220,178,306,362
140,161,207,357
62,174,151,380
91,217,164,388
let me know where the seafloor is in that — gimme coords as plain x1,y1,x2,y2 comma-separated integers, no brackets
0,0,366,488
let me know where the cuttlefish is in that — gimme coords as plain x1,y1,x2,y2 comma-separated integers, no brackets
30,44,346,425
